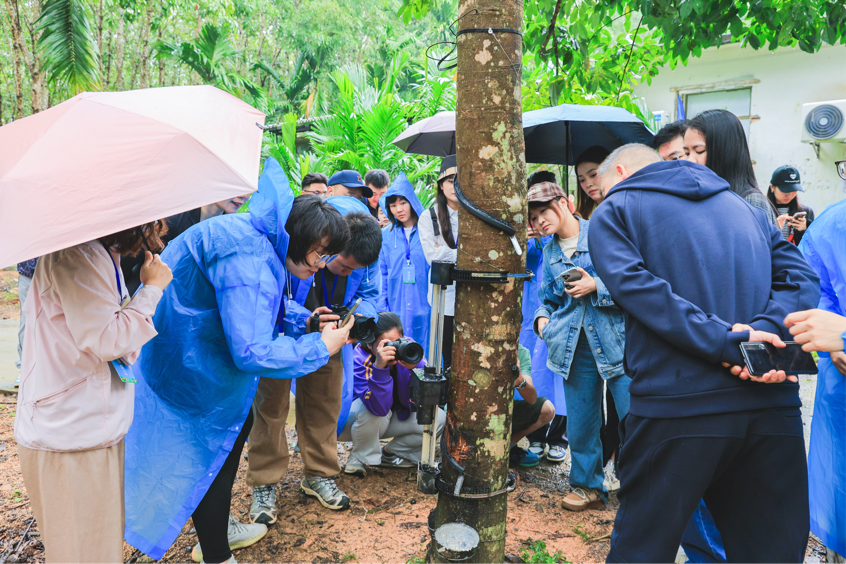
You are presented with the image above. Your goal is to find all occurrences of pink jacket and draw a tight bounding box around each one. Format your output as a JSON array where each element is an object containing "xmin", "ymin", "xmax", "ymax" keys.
[{"xmin": 15, "ymin": 241, "xmax": 162, "ymax": 452}]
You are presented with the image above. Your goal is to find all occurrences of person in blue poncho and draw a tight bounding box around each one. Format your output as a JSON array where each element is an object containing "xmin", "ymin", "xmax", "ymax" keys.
[
  {"xmin": 247, "ymin": 194, "xmax": 383, "ymax": 524},
  {"xmin": 123, "ymin": 158, "xmax": 353, "ymax": 564},
  {"xmin": 787, "ymin": 196, "xmax": 846, "ymax": 562},
  {"xmin": 377, "ymin": 172, "xmax": 431, "ymax": 358}
]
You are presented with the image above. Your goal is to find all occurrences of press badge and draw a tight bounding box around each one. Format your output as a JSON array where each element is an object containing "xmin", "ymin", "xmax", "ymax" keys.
[
  {"xmin": 402, "ymin": 262, "xmax": 416, "ymax": 284},
  {"xmin": 111, "ymin": 359, "xmax": 136, "ymax": 384}
]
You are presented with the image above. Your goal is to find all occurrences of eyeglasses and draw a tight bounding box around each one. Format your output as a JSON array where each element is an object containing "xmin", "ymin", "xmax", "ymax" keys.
[
  {"xmin": 306, "ymin": 251, "xmax": 331, "ymax": 268},
  {"xmin": 836, "ymin": 160, "xmax": 846, "ymax": 181}
]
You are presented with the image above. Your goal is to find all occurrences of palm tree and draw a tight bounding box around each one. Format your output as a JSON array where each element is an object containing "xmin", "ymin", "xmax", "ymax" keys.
[
  {"xmin": 156, "ymin": 23, "xmax": 267, "ymax": 111},
  {"xmin": 36, "ymin": 0, "xmax": 102, "ymax": 93}
]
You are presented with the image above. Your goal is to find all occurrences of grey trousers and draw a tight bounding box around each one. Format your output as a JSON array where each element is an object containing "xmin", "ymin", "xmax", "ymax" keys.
[
  {"xmin": 339, "ymin": 398, "xmax": 445, "ymax": 465},
  {"xmin": 16, "ymin": 274, "xmax": 32, "ymax": 370}
]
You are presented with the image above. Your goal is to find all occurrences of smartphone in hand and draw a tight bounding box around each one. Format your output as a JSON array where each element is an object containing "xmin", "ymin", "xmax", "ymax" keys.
[{"xmin": 739, "ymin": 341, "xmax": 818, "ymax": 376}]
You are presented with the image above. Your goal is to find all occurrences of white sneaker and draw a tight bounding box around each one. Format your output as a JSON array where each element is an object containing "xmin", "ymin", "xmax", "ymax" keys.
[
  {"xmin": 344, "ymin": 457, "xmax": 367, "ymax": 477},
  {"xmin": 545, "ymin": 444, "xmax": 567, "ymax": 463},
  {"xmin": 603, "ymin": 462, "xmax": 620, "ymax": 492},
  {"xmin": 191, "ymin": 514, "xmax": 267, "ymax": 562},
  {"xmin": 528, "ymin": 441, "xmax": 546, "ymax": 457}
]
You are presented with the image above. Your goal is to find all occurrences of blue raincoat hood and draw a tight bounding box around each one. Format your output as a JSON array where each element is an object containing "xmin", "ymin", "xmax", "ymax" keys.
[
  {"xmin": 327, "ymin": 195, "xmax": 370, "ymax": 216},
  {"xmin": 607, "ymin": 159, "xmax": 730, "ymax": 202},
  {"xmin": 379, "ymin": 172, "xmax": 424, "ymax": 225},
  {"xmin": 248, "ymin": 157, "xmax": 293, "ymax": 261}
]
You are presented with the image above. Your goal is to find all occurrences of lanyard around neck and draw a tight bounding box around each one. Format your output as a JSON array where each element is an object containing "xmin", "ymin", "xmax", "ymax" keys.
[
  {"xmin": 399, "ymin": 226, "xmax": 412, "ymax": 263},
  {"xmin": 321, "ymin": 269, "xmax": 339, "ymax": 308}
]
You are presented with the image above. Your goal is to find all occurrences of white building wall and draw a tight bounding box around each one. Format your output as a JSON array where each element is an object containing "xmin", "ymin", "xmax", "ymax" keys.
[{"xmin": 634, "ymin": 43, "xmax": 846, "ymax": 213}]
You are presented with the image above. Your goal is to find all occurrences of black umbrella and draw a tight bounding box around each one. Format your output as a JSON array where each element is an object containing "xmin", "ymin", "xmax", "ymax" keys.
[{"xmin": 392, "ymin": 103, "xmax": 655, "ymax": 165}]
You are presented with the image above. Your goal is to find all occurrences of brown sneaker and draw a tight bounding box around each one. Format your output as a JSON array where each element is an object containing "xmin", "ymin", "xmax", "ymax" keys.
[{"xmin": 562, "ymin": 487, "xmax": 604, "ymax": 511}]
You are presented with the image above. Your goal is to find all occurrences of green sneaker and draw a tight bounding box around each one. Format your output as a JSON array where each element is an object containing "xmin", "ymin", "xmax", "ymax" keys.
[{"xmin": 300, "ymin": 476, "xmax": 350, "ymax": 510}]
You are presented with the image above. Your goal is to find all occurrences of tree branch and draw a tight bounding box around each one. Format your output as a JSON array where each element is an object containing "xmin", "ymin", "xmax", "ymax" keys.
[{"xmin": 539, "ymin": 0, "xmax": 563, "ymax": 54}]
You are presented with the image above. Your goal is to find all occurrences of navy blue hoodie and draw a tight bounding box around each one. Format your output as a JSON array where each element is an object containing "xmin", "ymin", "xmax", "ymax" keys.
[{"xmin": 588, "ymin": 160, "xmax": 820, "ymax": 418}]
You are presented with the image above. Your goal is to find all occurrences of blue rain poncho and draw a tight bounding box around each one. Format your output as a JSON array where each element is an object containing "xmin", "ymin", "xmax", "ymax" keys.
[
  {"xmin": 124, "ymin": 158, "xmax": 330, "ymax": 559},
  {"xmin": 800, "ymin": 198, "xmax": 846, "ymax": 556},
  {"xmin": 516, "ymin": 236, "xmax": 565, "ymax": 414},
  {"xmin": 377, "ymin": 172, "xmax": 431, "ymax": 358},
  {"xmin": 286, "ymin": 195, "xmax": 382, "ymax": 434}
]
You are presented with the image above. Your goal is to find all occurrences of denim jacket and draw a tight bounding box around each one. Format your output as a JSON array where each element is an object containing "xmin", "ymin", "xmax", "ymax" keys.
[{"xmin": 533, "ymin": 217, "xmax": 626, "ymax": 379}]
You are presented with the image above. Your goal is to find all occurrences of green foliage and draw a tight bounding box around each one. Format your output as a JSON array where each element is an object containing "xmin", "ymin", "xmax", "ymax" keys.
[
  {"xmin": 573, "ymin": 525, "xmax": 589, "ymax": 542},
  {"xmin": 341, "ymin": 552, "xmax": 358, "ymax": 562},
  {"xmin": 401, "ymin": 0, "xmax": 845, "ymax": 128},
  {"xmin": 302, "ymin": 60, "xmax": 450, "ymax": 206},
  {"xmin": 520, "ymin": 538, "xmax": 570, "ymax": 563},
  {"xmin": 37, "ymin": 0, "xmax": 102, "ymax": 92},
  {"xmin": 405, "ymin": 557, "xmax": 425, "ymax": 564},
  {"xmin": 264, "ymin": 113, "xmax": 324, "ymax": 193},
  {"xmin": 156, "ymin": 23, "xmax": 268, "ymax": 111}
]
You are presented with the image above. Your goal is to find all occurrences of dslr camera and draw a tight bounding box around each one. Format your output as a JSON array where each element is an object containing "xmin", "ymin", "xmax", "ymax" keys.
[
  {"xmin": 384, "ymin": 337, "xmax": 424, "ymax": 365},
  {"xmin": 309, "ymin": 305, "xmax": 377, "ymax": 344}
]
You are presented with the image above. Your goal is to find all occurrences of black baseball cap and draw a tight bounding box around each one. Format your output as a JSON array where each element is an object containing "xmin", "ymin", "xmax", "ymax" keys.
[
  {"xmin": 438, "ymin": 155, "xmax": 457, "ymax": 182},
  {"xmin": 327, "ymin": 170, "xmax": 373, "ymax": 198},
  {"xmin": 770, "ymin": 165, "xmax": 803, "ymax": 192}
]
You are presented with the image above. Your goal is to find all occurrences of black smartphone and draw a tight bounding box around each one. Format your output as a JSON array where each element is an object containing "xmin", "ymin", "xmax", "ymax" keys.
[
  {"xmin": 739, "ymin": 341, "xmax": 818, "ymax": 376},
  {"xmin": 561, "ymin": 267, "xmax": 582, "ymax": 289}
]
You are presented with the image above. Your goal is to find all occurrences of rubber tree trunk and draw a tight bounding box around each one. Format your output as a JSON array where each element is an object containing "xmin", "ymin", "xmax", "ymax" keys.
[{"xmin": 429, "ymin": 1, "xmax": 526, "ymax": 562}]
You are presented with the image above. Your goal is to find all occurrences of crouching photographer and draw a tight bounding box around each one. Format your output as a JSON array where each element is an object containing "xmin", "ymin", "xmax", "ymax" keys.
[{"xmin": 341, "ymin": 312, "xmax": 445, "ymax": 476}]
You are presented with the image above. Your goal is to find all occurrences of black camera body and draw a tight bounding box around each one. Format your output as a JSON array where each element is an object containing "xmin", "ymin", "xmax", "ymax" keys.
[
  {"xmin": 385, "ymin": 337, "xmax": 425, "ymax": 365},
  {"xmin": 330, "ymin": 305, "xmax": 376, "ymax": 344}
]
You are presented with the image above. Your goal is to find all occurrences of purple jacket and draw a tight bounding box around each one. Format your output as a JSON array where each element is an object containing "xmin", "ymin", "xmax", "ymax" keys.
[{"xmin": 353, "ymin": 345, "xmax": 424, "ymax": 420}]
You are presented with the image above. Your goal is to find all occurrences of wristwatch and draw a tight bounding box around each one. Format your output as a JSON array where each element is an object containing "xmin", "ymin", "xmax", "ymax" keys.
[{"xmin": 516, "ymin": 377, "xmax": 527, "ymax": 391}]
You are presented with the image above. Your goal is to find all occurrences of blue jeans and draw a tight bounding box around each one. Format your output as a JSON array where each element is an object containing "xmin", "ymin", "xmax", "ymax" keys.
[
  {"xmin": 682, "ymin": 500, "xmax": 726, "ymax": 563},
  {"xmin": 563, "ymin": 330, "xmax": 631, "ymax": 501}
]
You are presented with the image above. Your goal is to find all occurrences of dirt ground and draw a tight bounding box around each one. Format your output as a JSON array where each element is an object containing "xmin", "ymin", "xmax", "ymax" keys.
[
  {"xmin": 0, "ymin": 398, "xmax": 616, "ymax": 563},
  {"xmin": 0, "ymin": 270, "xmax": 20, "ymax": 321}
]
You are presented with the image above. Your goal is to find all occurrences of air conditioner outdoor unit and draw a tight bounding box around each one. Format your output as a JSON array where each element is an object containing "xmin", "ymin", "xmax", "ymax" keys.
[
  {"xmin": 800, "ymin": 100, "xmax": 846, "ymax": 143},
  {"xmin": 653, "ymin": 111, "xmax": 671, "ymax": 130}
]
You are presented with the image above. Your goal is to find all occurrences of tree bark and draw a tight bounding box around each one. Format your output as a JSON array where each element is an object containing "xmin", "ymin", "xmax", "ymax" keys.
[
  {"xmin": 137, "ymin": 2, "xmax": 152, "ymax": 88},
  {"xmin": 429, "ymin": 1, "xmax": 526, "ymax": 563},
  {"xmin": 113, "ymin": 8, "xmax": 125, "ymax": 91},
  {"xmin": 4, "ymin": 0, "xmax": 44, "ymax": 114},
  {"xmin": 6, "ymin": 28, "xmax": 25, "ymax": 118}
]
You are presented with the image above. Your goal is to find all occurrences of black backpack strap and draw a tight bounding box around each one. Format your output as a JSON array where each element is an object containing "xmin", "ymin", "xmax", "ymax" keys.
[{"xmin": 429, "ymin": 206, "xmax": 440, "ymax": 238}]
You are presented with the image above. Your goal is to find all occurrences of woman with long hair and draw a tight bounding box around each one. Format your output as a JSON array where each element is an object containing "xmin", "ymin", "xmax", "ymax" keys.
[
  {"xmin": 15, "ymin": 221, "xmax": 172, "ymax": 563},
  {"xmin": 418, "ymin": 155, "xmax": 459, "ymax": 370},
  {"xmin": 574, "ymin": 146, "xmax": 612, "ymax": 219},
  {"xmin": 766, "ymin": 165, "xmax": 815, "ymax": 245},
  {"xmin": 684, "ymin": 109, "xmax": 778, "ymax": 225},
  {"xmin": 378, "ymin": 172, "xmax": 431, "ymax": 356}
]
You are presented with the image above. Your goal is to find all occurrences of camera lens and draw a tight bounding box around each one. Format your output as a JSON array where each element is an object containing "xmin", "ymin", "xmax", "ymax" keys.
[
  {"xmin": 390, "ymin": 338, "xmax": 424, "ymax": 365},
  {"xmin": 352, "ymin": 317, "xmax": 377, "ymax": 344}
]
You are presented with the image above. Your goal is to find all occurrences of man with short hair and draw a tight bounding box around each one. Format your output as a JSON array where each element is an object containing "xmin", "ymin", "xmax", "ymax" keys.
[
  {"xmin": 302, "ymin": 173, "xmax": 329, "ymax": 197},
  {"xmin": 247, "ymin": 198, "xmax": 383, "ymax": 522},
  {"xmin": 590, "ymin": 144, "xmax": 820, "ymax": 563},
  {"xmin": 364, "ymin": 169, "xmax": 390, "ymax": 224},
  {"xmin": 327, "ymin": 170, "xmax": 374, "ymax": 202},
  {"xmin": 653, "ymin": 120, "xmax": 687, "ymax": 162}
]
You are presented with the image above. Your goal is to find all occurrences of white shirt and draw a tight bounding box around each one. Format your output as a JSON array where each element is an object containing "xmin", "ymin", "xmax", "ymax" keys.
[
  {"xmin": 557, "ymin": 233, "xmax": 579, "ymax": 259},
  {"xmin": 418, "ymin": 204, "xmax": 459, "ymax": 316}
]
